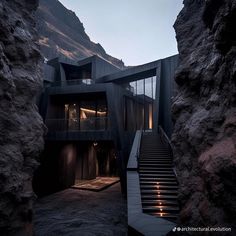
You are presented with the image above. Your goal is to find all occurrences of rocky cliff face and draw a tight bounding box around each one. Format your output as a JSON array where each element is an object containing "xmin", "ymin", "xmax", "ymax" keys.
[
  {"xmin": 37, "ymin": 0, "xmax": 125, "ymax": 69},
  {"xmin": 172, "ymin": 0, "xmax": 236, "ymax": 231},
  {"xmin": 0, "ymin": 0, "xmax": 44, "ymax": 235}
]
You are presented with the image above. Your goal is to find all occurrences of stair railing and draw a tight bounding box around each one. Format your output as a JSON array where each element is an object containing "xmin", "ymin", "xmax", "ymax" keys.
[
  {"xmin": 158, "ymin": 126, "xmax": 178, "ymax": 180},
  {"xmin": 158, "ymin": 126, "xmax": 173, "ymax": 149}
]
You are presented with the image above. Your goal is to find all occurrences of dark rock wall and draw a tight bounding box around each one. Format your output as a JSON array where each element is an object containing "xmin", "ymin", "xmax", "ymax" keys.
[
  {"xmin": 172, "ymin": 0, "xmax": 236, "ymax": 230},
  {"xmin": 0, "ymin": 0, "xmax": 44, "ymax": 235}
]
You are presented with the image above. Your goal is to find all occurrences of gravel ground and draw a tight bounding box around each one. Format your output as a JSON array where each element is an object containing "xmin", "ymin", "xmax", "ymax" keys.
[{"xmin": 34, "ymin": 183, "xmax": 127, "ymax": 236}]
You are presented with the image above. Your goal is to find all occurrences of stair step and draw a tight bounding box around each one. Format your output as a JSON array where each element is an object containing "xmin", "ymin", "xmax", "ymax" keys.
[
  {"xmin": 141, "ymin": 189, "xmax": 178, "ymax": 195},
  {"xmin": 148, "ymin": 212, "xmax": 179, "ymax": 219},
  {"xmin": 141, "ymin": 147, "xmax": 168, "ymax": 148},
  {"xmin": 140, "ymin": 164, "xmax": 172, "ymax": 166},
  {"xmin": 139, "ymin": 163, "xmax": 173, "ymax": 170},
  {"xmin": 140, "ymin": 151, "xmax": 171, "ymax": 155},
  {"xmin": 139, "ymin": 161, "xmax": 173, "ymax": 167},
  {"xmin": 140, "ymin": 181, "xmax": 178, "ymax": 185},
  {"xmin": 140, "ymin": 177, "xmax": 176, "ymax": 181},
  {"xmin": 142, "ymin": 155, "xmax": 171, "ymax": 158},
  {"xmin": 141, "ymin": 185, "xmax": 178, "ymax": 190},
  {"xmin": 140, "ymin": 171, "xmax": 174, "ymax": 173},
  {"xmin": 140, "ymin": 158, "xmax": 172, "ymax": 160},
  {"xmin": 140, "ymin": 154, "xmax": 171, "ymax": 156},
  {"xmin": 140, "ymin": 157, "xmax": 171, "ymax": 159},
  {"xmin": 142, "ymin": 195, "xmax": 178, "ymax": 200},
  {"xmin": 140, "ymin": 153, "xmax": 170, "ymax": 155},
  {"xmin": 140, "ymin": 159, "xmax": 171, "ymax": 161},
  {"xmin": 142, "ymin": 200, "xmax": 179, "ymax": 206},
  {"xmin": 139, "ymin": 165, "xmax": 173, "ymax": 170},
  {"xmin": 139, "ymin": 170, "xmax": 174, "ymax": 173},
  {"xmin": 140, "ymin": 149, "xmax": 169, "ymax": 151},
  {"xmin": 140, "ymin": 174, "xmax": 175, "ymax": 177},
  {"xmin": 143, "ymin": 206, "xmax": 179, "ymax": 213},
  {"xmin": 140, "ymin": 162, "xmax": 172, "ymax": 165},
  {"xmin": 139, "ymin": 157, "xmax": 172, "ymax": 160},
  {"xmin": 140, "ymin": 159, "xmax": 172, "ymax": 161},
  {"xmin": 139, "ymin": 161, "xmax": 172, "ymax": 164}
]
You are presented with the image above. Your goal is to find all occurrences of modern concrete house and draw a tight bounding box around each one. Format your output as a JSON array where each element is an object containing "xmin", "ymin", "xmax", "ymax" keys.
[{"xmin": 34, "ymin": 54, "xmax": 178, "ymax": 196}]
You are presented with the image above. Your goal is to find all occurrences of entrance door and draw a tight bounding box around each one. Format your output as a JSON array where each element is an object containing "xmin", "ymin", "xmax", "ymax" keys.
[{"xmin": 96, "ymin": 149, "xmax": 108, "ymax": 176}]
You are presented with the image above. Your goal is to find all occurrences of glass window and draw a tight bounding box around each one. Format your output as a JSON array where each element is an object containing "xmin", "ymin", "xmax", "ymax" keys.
[{"xmin": 145, "ymin": 77, "xmax": 152, "ymax": 98}]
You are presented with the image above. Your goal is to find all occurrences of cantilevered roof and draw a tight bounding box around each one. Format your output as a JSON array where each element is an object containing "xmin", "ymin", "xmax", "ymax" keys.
[
  {"xmin": 97, "ymin": 55, "xmax": 178, "ymax": 84},
  {"xmin": 47, "ymin": 55, "xmax": 122, "ymax": 70},
  {"xmin": 97, "ymin": 59, "xmax": 160, "ymax": 84}
]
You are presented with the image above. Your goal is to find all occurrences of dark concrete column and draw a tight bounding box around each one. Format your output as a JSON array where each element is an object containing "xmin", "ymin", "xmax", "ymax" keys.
[
  {"xmin": 58, "ymin": 144, "xmax": 77, "ymax": 188},
  {"xmin": 87, "ymin": 144, "xmax": 97, "ymax": 179}
]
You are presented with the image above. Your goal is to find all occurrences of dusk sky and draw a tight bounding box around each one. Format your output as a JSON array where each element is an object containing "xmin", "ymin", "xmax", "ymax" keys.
[{"xmin": 59, "ymin": 0, "xmax": 183, "ymax": 66}]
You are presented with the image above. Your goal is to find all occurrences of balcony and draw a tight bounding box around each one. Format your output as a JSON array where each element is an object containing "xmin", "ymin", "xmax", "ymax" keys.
[
  {"xmin": 51, "ymin": 79, "xmax": 94, "ymax": 87},
  {"xmin": 45, "ymin": 117, "xmax": 109, "ymax": 132}
]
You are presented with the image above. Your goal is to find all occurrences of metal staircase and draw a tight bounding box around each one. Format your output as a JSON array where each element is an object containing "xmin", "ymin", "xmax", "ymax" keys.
[{"xmin": 139, "ymin": 132, "xmax": 179, "ymax": 221}]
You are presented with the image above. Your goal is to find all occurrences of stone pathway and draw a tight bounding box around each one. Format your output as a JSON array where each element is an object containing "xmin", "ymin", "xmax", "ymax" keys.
[{"xmin": 34, "ymin": 183, "xmax": 127, "ymax": 236}]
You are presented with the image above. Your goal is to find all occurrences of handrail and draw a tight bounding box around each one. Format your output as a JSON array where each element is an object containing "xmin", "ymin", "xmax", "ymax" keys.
[
  {"xmin": 158, "ymin": 125, "xmax": 178, "ymax": 180},
  {"xmin": 158, "ymin": 125, "xmax": 173, "ymax": 150}
]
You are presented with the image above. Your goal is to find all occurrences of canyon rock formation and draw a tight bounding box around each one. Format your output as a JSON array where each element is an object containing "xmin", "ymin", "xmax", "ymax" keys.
[
  {"xmin": 0, "ymin": 0, "xmax": 44, "ymax": 235},
  {"xmin": 37, "ymin": 0, "xmax": 125, "ymax": 69},
  {"xmin": 172, "ymin": 0, "xmax": 236, "ymax": 232}
]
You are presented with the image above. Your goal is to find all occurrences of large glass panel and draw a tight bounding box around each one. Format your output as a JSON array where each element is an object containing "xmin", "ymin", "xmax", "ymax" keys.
[
  {"xmin": 145, "ymin": 77, "xmax": 152, "ymax": 98},
  {"xmin": 68, "ymin": 103, "xmax": 78, "ymax": 130},
  {"xmin": 80, "ymin": 101, "xmax": 96, "ymax": 130},
  {"xmin": 137, "ymin": 79, "xmax": 144, "ymax": 95},
  {"xmin": 97, "ymin": 100, "xmax": 108, "ymax": 130},
  {"xmin": 153, "ymin": 76, "xmax": 157, "ymax": 99},
  {"xmin": 145, "ymin": 77, "xmax": 154, "ymax": 130},
  {"xmin": 129, "ymin": 81, "xmax": 136, "ymax": 95}
]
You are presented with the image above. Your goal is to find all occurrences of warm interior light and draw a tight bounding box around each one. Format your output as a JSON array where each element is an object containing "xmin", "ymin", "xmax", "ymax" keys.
[
  {"xmin": 160, "ymin": 213, "xmax": 163, "ymax": 217},
  {"xmin": 149, "ymin": 104, "xmax": 153, "ymax": 129},
  {"xmin": 80, "ymin": 110, "xmax": 87, "ymax": 119},
  {"xmin": 80, "ymin": 107, "xmax": 106, "ymax": 115}
]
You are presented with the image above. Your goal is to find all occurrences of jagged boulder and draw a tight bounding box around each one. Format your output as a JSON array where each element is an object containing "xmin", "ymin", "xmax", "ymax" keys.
[
  {"xmin": 0, "ymin": 0, "xmax": 44, "ymax": 235},
  {"xmin": 172, "ymin": 0, "xmax": 236, "ymax": 232}
]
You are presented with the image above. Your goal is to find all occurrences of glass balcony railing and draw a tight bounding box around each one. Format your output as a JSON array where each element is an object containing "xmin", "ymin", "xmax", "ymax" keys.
[
  {"xmin": 45, "ymin": 117, "xmax": 109, "ymax": 132},
  {"xmin": 52, "ymin": 79, "xmax": 94, "ymax": 87}
]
